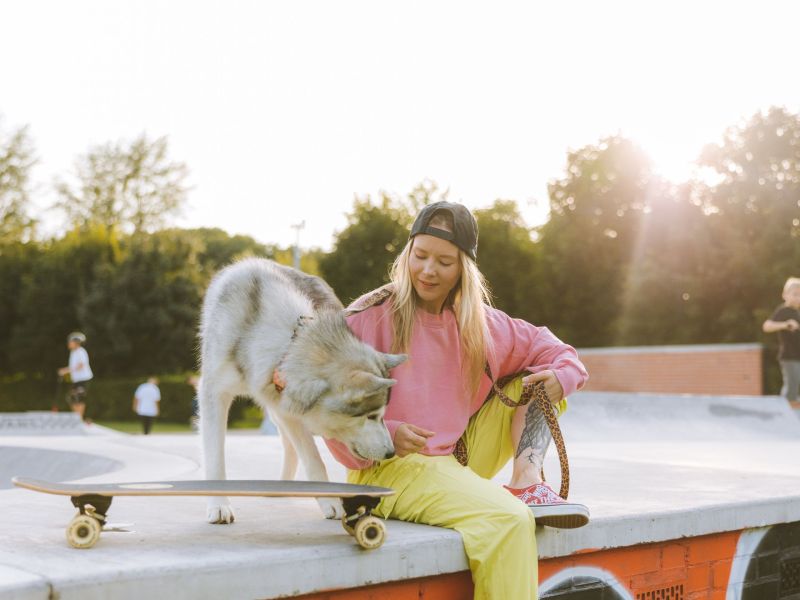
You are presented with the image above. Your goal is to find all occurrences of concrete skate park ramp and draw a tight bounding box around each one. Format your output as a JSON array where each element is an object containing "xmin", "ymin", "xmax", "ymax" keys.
[
  {"xmin": 0, "ymin": 411, "xmax": 123, "ymax": 489},
  {"xmin": 560, "ymin": 391, "xmax": 800, "ymax": 442},
  {"xmin": 0, "ymin": 412, "xmax": 86, "ymax": 436},
  {"xmin": 0, "ymin": 447, "xmax": 123, "ymax": 489}
]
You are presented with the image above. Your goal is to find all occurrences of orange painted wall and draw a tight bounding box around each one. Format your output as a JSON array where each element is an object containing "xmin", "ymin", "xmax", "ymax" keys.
[{"xmin": 577, "ymin": 345, "xmax": 763, "ymax": 395}]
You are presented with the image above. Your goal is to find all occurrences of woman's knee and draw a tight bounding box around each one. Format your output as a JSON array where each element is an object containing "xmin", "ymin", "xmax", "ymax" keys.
[
  {"xmin": 508, "ymin": 500, "xmax": 536, "ymax": 529},
  {"xmin": 480, "ymin": 495, "xmax": 536, "ymax": 536}
]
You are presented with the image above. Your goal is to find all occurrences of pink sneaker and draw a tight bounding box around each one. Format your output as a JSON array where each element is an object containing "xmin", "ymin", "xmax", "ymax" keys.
[{"xmin": 504, "ymin": 482, "xmax": 590, "ymax": 529}]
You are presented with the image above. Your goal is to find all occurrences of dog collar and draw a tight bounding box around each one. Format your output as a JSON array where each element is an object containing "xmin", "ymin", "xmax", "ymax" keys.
[
  {"xmin": 272, "ymin": 369, "xmax": 287, "ymax": 393},
  {"xmin": 272, "ymin": 315, "xmax": 314, "ymax": 394}
]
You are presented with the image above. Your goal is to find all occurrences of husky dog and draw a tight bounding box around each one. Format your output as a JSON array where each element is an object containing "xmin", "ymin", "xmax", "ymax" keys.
[{"xmin": 198, "ymin": 258, "xmax": 405, "ymax": 523}]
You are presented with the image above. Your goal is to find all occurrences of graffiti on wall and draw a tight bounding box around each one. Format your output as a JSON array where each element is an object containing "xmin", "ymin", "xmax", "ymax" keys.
[{"xmin": 539, "ymin": 522, "xmax": 800, "ymax": 600}]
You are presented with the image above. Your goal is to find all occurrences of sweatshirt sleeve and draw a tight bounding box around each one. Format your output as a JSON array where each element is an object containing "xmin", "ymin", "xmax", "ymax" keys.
[{"xmin": 489, "ymin": 308, "xmax": 588, "ymax": 397}]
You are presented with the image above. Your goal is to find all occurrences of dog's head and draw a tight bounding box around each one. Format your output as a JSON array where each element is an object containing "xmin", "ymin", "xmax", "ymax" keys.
[{"xmin": 283, "ymin": 313, "xmax": 407, "ymax": 461}]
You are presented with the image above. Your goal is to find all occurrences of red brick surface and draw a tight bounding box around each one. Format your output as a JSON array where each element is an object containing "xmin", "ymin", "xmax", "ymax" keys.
[{"xmin": 578, "ymin": 345, "xmax": 762, "ymax": 395}]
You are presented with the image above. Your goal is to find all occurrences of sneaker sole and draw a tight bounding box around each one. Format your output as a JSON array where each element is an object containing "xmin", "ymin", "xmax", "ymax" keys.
[{"xmin": 529, "ymin": 504, "xmax": 590, "ymax": 529}]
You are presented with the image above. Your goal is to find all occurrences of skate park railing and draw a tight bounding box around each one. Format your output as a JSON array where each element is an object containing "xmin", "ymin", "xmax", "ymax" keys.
[{"xmin": 0, "ymin": 411, "xmax": 85, "ymax": 436}]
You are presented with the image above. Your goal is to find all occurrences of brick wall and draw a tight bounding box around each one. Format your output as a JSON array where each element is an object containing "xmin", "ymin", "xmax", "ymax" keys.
[
  {"xmin": 295, "ymin": 522, "xmax": 800, "ymax": 599},
  {"xmin": 576, "ymin": 344, "xmax": 763, "ymax": 396}
]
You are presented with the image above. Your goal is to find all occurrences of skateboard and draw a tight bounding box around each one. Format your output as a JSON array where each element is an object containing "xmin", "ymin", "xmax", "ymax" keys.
[{"xmin": 12, "ymin": 477, "xmax": 394, "ymax": 550}]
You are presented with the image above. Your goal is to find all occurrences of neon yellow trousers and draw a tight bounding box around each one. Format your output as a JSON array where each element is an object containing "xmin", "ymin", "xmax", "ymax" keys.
[{"xmin": 348, "ymin": 378, "xmax": 568, "ymax": 600}]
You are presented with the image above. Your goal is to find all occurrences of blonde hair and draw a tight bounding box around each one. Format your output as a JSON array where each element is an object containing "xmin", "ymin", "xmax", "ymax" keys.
[
  {"xmin": 784, "ymin": 277, "xmax": 800, "ymax": 295},
  {"xmin": 388, "ymin": 222, "xmax": 493, "ymax": 397}
]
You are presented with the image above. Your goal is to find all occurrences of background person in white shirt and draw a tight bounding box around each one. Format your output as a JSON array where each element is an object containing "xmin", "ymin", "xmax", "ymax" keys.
[
  {"xmin": 57, "ymin": 332, "xmax": 93, "ymax": 422},
  {"xmin": 133, "ymin": 377, "xmax": 161, "ymax": 435}
]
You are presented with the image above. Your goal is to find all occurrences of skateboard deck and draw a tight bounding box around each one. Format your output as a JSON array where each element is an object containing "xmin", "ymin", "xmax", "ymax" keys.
[{"xmin": 13, "ymin": 477, "xmax": 394, "ymax": 550}]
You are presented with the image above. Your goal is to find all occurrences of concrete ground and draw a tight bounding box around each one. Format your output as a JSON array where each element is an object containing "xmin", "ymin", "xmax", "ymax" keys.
[{"xmin": 1, "ymin": 393, "xmax": 799, "ymax": 600}]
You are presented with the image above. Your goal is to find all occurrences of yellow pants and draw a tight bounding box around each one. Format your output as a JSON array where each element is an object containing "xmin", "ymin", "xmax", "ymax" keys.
[{"xmin": 348, "ymin": 378, "xmax": 568, "ymax": 600}]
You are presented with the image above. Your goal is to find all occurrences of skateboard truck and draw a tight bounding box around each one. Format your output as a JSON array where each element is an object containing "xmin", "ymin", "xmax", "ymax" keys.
[
  {"xmin": 341, "ymin": 495, "xmax": 385, "ymax": 550},
  {"xmin": 71, "ymin": 494, "xmax": 112, "ymax": 523}
]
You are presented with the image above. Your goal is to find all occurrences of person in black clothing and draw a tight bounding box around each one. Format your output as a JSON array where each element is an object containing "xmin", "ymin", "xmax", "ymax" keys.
[{"xmin": 762, "ymin": 277, "xmax": 800, "ymax": 402}]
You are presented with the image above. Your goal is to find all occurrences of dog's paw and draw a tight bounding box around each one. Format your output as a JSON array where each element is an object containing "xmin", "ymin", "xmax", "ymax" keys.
[
  {"xmin": 317, "ymin": 497, "xmax": 345, "ymax": 520},
  {"xmin": 206, "ymin": 500, "xmax": 236, "ymax": 524}
]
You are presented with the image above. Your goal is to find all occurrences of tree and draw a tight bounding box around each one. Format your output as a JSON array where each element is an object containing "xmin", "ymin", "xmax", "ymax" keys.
[
  {"xmin": 473, "ymin": 201, "xmax": 541, "ymax": 323},
  {"xmin": 611, "ymin": 182, "xmax": 713, "ymax": 345},
  {"xmin": 8, "ymin": 225, "xmax": 120, "ymax": 375},
  {"xmin": 537, "ymin": 136, "xmax": 657, "ymax": 346},
  {"xmin": 80, "ymin": 230, "xmax": 205, "ymax": 375},
  {"xmin": 319, "ymin": 184, "xmax": 447, "ymax": 304},
  {"xmin": 189, "ymin": 227, "xmax": 272, "ymax": 275},
  {"xmin": 55, "ymin": 133, "xmax": 189, "ymax": 234},
  {"xmin": 0, "ymin": 119, "xmax": 36, "ymax": 243},
  {"xmin": 694, "ymin": 106, "xmax": 800, "ymax": 343}
]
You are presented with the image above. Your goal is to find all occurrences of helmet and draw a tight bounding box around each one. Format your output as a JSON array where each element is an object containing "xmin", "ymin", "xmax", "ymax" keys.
[{"xmin": 67, "ymin": 331, "xmax": 86, "ymax": 344}]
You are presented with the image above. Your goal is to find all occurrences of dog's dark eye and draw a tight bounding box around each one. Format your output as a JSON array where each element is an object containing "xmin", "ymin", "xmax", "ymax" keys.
[{"xmin": 367, "ymin": 415, "xmax": 379, "ymax": 421}]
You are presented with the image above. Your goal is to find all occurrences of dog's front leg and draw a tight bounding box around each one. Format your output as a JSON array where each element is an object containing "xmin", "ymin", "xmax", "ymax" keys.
[
  {"xmin": 278, "ymin": 416, "xmax": 344, "ymax": 519},
  {"xmin": 270, "ymin": 411, "xmax": 298, "ymax": 480},
  {"xmin": 199, "ymin": 381, "xmax": 236, "ymax": 524}
]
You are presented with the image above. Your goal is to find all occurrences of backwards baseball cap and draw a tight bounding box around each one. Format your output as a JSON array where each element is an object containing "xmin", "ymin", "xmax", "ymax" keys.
[
  {"xmin": 409, "ymin": 201, "xmax": 478, "ymax": 261},
  {"xmin": 67, "ymin": 331, "xmax": 86, "ymax": 344}
]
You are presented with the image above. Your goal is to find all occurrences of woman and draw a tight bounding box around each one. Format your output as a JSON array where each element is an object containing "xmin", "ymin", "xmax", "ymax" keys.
[{"xmin": 326, "ymin": 201, "xmax": 589, "ymax": 599}]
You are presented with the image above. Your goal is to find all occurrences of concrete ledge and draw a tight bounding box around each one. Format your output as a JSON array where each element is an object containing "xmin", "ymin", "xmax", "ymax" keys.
[{"xmin": 0, "ymin": 566, "xmax": 50, "ymax": 600}]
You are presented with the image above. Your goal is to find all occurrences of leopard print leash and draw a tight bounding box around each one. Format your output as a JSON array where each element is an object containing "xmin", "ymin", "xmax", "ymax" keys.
[{"xmin": 455, "ymin": 368, "xmax": 570, "ymax": 500}]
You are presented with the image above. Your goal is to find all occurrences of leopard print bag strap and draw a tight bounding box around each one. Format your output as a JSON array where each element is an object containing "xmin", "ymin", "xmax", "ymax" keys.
[
  {"xmin": 343, "ymin": 285, "xmax": 394, "ymax": 316},
  {"xmin": 486, "ymin": 365, "xmax": 570, "ymax": 500}
]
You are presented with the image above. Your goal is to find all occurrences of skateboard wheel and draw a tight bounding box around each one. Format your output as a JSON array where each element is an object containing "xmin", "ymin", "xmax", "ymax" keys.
[
  {"xmin": 67, "ymin": 514, "xmax": 102, "ymax": 549},
  {"xmin": 353, "ymin": 516, "xmax": 385, "ymax": 550}
]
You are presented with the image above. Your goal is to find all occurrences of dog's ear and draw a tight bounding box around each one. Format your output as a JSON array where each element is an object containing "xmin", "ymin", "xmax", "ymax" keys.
[
  {"xmin": 381, "ymin": 353, "xmax": 407, "ymax": 370},
  {"xmin": 289, "ymin": 378, "xmax": 330, "ymax": 412},
  {"xmin": 350, "ymin": 371, "xmax": 397, "ymax": 396}
]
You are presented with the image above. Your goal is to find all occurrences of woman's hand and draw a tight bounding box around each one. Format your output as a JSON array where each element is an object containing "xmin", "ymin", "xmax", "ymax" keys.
[
  {"xmin": 522, "ymin": 370, "xmax": 564, "ymax": 406},
  {"xmin": 393, "ymin": 423, "xmax": 436, "ymax": 457},
  {"xmin": 785, "ymin": 319, "xmax": 800, "ymax": 332}
]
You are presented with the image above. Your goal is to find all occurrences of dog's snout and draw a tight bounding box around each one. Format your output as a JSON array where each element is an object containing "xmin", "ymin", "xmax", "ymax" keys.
[{"xmin": 384, "ymin": 450, "xmax": 395, "ymax": 460}]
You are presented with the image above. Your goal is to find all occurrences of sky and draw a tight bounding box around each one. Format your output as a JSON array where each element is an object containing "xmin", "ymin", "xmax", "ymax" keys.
[{"xmin": 2, "ymin": 1, "xmax": 799, "ymax": 250}]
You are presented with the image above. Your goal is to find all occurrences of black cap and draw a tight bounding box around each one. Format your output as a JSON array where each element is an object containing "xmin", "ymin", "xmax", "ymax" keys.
[{"xmin": 409, "ymin": 201, "xmax": 478, "ymax": 261}]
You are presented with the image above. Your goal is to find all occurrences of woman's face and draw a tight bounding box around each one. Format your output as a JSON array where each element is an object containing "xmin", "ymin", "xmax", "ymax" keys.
[{"xmin": 408, "ymin": 234, "xmax": 462, "ymax": 313}]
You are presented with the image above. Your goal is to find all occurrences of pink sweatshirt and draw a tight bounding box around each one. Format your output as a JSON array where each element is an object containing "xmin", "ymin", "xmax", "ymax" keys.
[{"xmin": 325, "ymin": 297, "xmax": 588, "ymax": 470}]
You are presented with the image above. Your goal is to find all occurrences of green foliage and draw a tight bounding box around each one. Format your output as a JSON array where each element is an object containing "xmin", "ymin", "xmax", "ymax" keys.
[
  {"xmin": 694, "ymin": 107, "xmax": 800, "ymax": 344},
  {"xmin": 474, "ymin": 201, "xmax": 541, "ymax": 323},
  {"xmin": 8, "ymin": 225, "xmax": 121, "ymax": 374},
  {"xmin": 319, "ymin": 195, "xmax": 412, "ymax": 304},
  {"xmin": 0, "ymin": 119, "xmax": 36, "ymax": 243},
  {"xmin": 2, "ymin": 227, "xmax": 273, "ymax": 378},
  {"xmin": 320, "ymin": 180, "xmax": 450, "ymax": 304},
  {"xmin": 0, "ymin": 241, "xmax": 40, "ymax": 369},
  {"xmin": 0, "ymin": 372, "xmax": 246, "ymax": 423},
  {"xmin": 193, "ymin": 227, "xmax": 273, "ymax": 273},
  {"xmin": 538, "ymin": 136, "xmax": 656, "ymax": 346},
  {"xmin": 81, "ymin": 230, "xmax": 206, "ymax": 375}
]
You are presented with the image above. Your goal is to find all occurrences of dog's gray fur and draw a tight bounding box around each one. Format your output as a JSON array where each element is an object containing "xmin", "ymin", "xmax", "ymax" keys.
[{"xmin": 198, "ymin": 258, "xmax": 405, "ymax": 523}]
